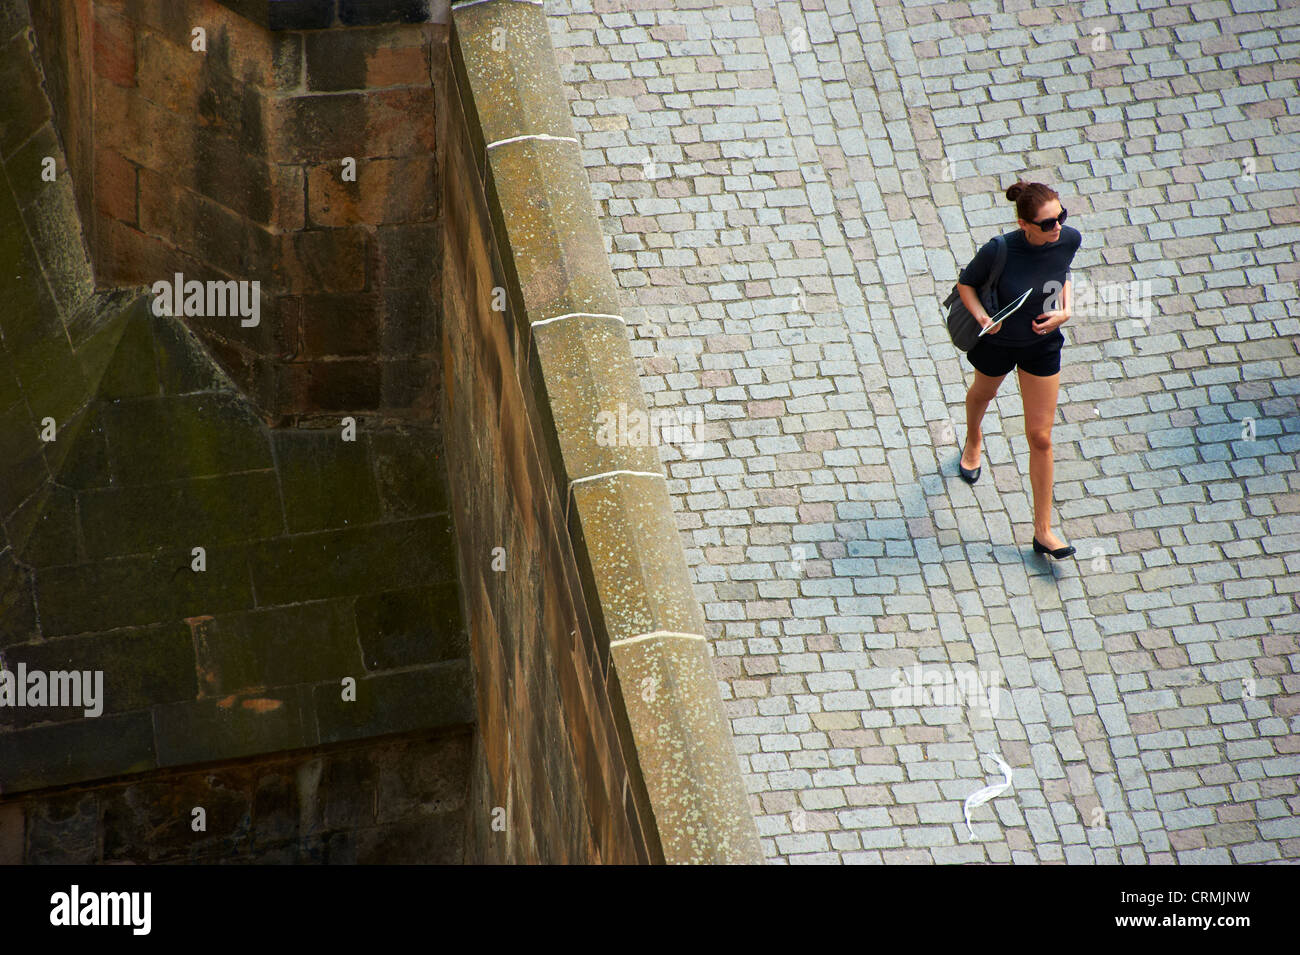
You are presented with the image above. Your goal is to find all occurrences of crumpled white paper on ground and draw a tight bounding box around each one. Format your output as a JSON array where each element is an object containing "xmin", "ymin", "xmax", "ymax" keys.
[{"xmin": 963, "ymin": 753, "xmax": 1014, "ymax": 842}]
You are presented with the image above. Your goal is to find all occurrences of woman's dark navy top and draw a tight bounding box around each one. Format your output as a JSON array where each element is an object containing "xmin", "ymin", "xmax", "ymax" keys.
[{"xmin": 958, "ymin": 225, "xmax": 1082, "ymax": 346}]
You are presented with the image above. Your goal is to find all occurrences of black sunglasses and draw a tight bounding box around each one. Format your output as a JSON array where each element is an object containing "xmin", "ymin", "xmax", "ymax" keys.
[{"xmin": 1030, "ymin": 208, "xmax": 1068, "ymax": 231}]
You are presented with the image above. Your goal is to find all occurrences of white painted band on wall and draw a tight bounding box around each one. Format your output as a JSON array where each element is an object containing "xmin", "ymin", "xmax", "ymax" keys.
[
  {"xmin": 486, "ymin": 133, "xmax": 579, "ymax": 150},
  {"xmin": 531, "ymin": 312, "xmax": 625, "ymax": 328},
  {"xmin": 610, "ymin": 631, "xmax": 709, "ymax": 649}
]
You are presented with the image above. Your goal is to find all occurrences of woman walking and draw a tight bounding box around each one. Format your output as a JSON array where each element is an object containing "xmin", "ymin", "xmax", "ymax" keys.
[{"xmin": 955, "ymin": 180, "xmax": 1080, "ymax": 560}]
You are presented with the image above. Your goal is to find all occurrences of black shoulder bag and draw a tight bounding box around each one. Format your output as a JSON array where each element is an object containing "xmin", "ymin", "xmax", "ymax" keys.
[{"xmin": 943, "ymin": 235, "xmax": 1007, "ymax": 352}]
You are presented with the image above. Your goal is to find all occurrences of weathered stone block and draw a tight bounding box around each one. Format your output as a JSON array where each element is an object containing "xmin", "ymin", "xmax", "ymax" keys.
[
  {"xmin": 193, "ymin": 127, "xmax": 274, "ymax": 225},
  {"xmin": 305, "ymin": 24, "xmax": 429, "ymax": 92},
  {"xmin": 135, "ymin": 30, "xmax": 197, "ymax": 113},
  {"xmin": 151, "ymin": 310, "xmax": 234, "ymax": 395},
  {"xmin": 23, "ymin": 791, "xmax": 98, "ymax": 863},
  {"xmin": 251, "ymin": 766, "xmax": 299, "ymax": 849},
  {"xmin": 55, "ymin": 404, "xmax": 111, "ymax": 490},
  {"xmin": 272, "ymin": 357, "xmax": 383, "ymax": 413},
  {"xmin": 11, "ymin": 334, "xmax": 91, "ymax": 428},
  {"xmin": 273, "ymin": 426, "xmax": 382, "ymax": 531},
  {"xmin": 0, "ymin": 800, "xmax": 22, "ymax": 864},
  {"xmin": 376, "ymin": 222, "xmax": 439, "ymax": 289},
  {"xmin": 367, "ymin": 427, "xmax": 449, "ymax": 516},
  {"xmin": 380, "ymin": 284, "xmax": 438, "ymax": 356},
  {"xmin": 269, "ymin": 86, "xmax": 435, "ymax": 164},
  {"xmin": 486, "ymin": 136, "xmax": 622, "ymax": 325},
  {"xmin": 530, "ymin": 313, "xmax": 661, "ymax": 490},
  {"xmin": 18, "ymin": 483, "xmax": 78, "ymax": 568},
  {"xmin": 78, "ymin": 470, "xmax": 284, "ymax": 559},
  {"xmin": 344, "ymin": 811, "xmax": 467, "ymax": 863},
  {"xmin": 0, "ymin": 399, "xmax": 46, "ymax": 517},
  {"xmin": 95, "ymin": 81, "xmax": 193, "ymax": 177},
  {"xmin": 0, "ymin": 32, "xmax": 52, "ymax": 158},
  {"xmin": 193, "ymin": 601, "xmax": 363, "ymax": 694},
  {"xmin": 299, "ymin": 292, "xmax": 382, "ymax": 357},
  {"xmin": 314, "ymin": 661, "xmax": 474, "ymax": 744},
  {"xmin": 340, "ymin": 0, "xmax": 432, "ymax": 27},
  {"xmin": 101, "ymin": 392, "xmax": 273, "ymax": 485},
  {"xmin": 153, "ymin": 685, "xmax": 315, "ymax": 768},
  {"xmin": 97, "ymin": 305, "xmax": 161, "ymax": 399},
  {"xmin": 308, "ymin": 155, "xmax": 437, "ymax": 227},
  {"xmin": 101, "ymin": 771, "xmax": 254, "ymax": 862},
  {"xmin": 381, "ymin": 359, "xmax": 433, "ymax": 410},
  {"xmin": 249, "ymin": 516, "xmax": 454, "ymax": 605},
  {"xmin": 20, "ymin": 174, "xmax": 94, "ymax": 316},
  {"xmin": 277, "ymin": 227, "xmax": 369, "ymax": 293},
  {"xmin": 373, "ymin": 730, "xmax": 471, "ymax": 821},
  {"xmin": 35, "ymin": 542, "xmax": 256, "ymax": 636},
  {"xmin": 0, "ymin": 554, "xmax": 38, "ymax": 648},
  {"xmin": 354, "ymin": 583, "xmax": 465, "ymax": 670},
  {"xmin": 0, "ymin": 189, "xmax": 64, "ymax": 352},
  {"xmin": 452, "ymin": 0, "xmax": 575, "ymax": 168},
  {"xmin": 93, "ymin": 144, "xmax": 137, "ymax": 225},
  {"xmin": 568, "ymin": 472, "xmax": 708, "ymax": 650},
  {"xmin": 0, "ymin": 622, "xmax": 197, "ymax": 728},
  {"xmin": 609, "ymin": 633, "xmax": 764, "ymax": 864},
  {"xmin": 0, "ymin": 711, "xmax": 157, "ymax": 795}
]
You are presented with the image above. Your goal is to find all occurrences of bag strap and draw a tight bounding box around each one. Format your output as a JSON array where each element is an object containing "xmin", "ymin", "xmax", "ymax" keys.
[
  {"xmin": 985, "ymin": 234, "xmax": 1008, "ymax": 293},
  {"xmin": 944, "ymin": 234, "xmax": 1009, "ymax": 308}
]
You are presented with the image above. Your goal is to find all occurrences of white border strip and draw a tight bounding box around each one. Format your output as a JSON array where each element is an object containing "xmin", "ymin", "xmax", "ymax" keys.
[
  {"xmin": 610, "ymin": 631, "xmax": 709, "ymax": 649},
  {"xmin": 531, "ymin": 312, "xmax": 625, "ymax": 328},
  {"xmin": 569, "ymin": 470, "xmax": 664, "ymax": 489},
  {"xmin": 564, "ymin": 470, "xmax": 664, "ymax": 523},
  {"xmin": 487, "ymin": 133, "xmax": 578, "ymax": 150}
]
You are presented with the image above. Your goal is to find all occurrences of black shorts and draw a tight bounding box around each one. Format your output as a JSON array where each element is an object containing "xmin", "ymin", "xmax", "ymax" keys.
[{"xmin": 966, "ymin": 329, "xmax": 1064, "ymax": 378}]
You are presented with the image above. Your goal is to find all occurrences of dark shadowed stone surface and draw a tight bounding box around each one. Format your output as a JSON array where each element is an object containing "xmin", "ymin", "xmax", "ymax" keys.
[
  {"xmin": 194, "ymin": 601, "xmax": 364, "ymax": 694},
  {"xmin": 0, "ymin": 623, "xmax": 197, "ymax": 728},
  {"xmin": 0, "ymin": 712, "xmax": 158, "ymax": 794},
  {"xmin": 153, "ymin": 686, "xmax": 316, "ymax": 768},
  {"xmin": 314, "ymin": 660, "xmax": 474, "ymax": 744},
  {"xmin": 273, "ymin": 428, "xmax": 383, "ymax": 532},
  {"xmin": 355, "ymin": 583, "xmax": 466, "ymax": 670}
]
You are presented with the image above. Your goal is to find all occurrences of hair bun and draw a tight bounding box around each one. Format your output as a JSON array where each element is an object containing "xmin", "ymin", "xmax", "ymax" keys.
[{"xmin": 1006, "ymin": 181, "xmax": 1026, "ymax": 202}]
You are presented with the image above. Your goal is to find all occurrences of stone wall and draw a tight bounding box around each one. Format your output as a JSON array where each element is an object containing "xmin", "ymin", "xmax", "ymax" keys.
[
  {"xmin": 0, "ymin": 728, "xmax": 472, "ymax": 863},
  {"xmin": 442, "ymin": 0, "xmax": 761, "ymax": 864},
  {"xmin": 1, "ymin": 0, "xmax": 474, "ymax": 862},
  {"xmin": 27, "ymin": 0, "xmax": 448, "ymax": 425}
]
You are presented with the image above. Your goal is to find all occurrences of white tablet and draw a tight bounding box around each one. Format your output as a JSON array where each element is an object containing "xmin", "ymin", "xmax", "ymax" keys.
[{"xmin": 977, "ymin": 287, "xmax": 1034, "ymax": 337}]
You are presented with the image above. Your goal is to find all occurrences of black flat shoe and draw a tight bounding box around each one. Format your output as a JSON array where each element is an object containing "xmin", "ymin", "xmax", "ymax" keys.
[
  {"xmin": 958, "ymin": 438, "xmax": 980, "ymax": 484},
  {"xmin": 1033, "ymin": 537, "xmax": 1076, "ymax": 559}
]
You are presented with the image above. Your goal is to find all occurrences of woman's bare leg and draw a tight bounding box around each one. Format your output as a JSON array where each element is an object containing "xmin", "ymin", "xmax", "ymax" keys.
[
  {"xmin": 963, "ymin": 369, "xmax": 1006, "ymax": 470},
  {"xmin": 1018, "ymin": 368, "xmax": 1064, "ymax": 548}
]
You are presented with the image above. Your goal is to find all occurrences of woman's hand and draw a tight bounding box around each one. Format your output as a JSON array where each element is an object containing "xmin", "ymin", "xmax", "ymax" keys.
[
  {"xmin": 1032, "ymin": 309, "xmax": 1069, "ymax": 334},
  {"xmin": 977, "ymin": 311, "xmax": 1001, "ymax": 335}
]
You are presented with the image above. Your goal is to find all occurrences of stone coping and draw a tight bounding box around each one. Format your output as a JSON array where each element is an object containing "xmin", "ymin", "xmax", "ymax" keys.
[{"xmin": 450, "ymin": 0, "xmax": 762, "ymax": 864}]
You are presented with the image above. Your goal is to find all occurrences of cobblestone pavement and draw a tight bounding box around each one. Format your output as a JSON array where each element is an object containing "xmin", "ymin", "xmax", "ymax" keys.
[{"xmin": 544, "ymin": 0, "xmax": 1300, "ymax": 863}]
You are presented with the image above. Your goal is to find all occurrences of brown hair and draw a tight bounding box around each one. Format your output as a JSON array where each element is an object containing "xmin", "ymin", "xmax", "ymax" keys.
[{"xmin": 1006, "ymin": 180, "xmax": 1059, "ymax": 224}]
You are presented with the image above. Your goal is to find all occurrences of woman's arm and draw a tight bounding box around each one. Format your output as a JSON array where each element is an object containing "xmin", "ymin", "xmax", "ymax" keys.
[
  {"xmin": 956, "ymin": 283, "xmax": 999, "ymax": 333},
  {"xmin": 1033, "ymin": 278, "xmax": 1071, "ymax": 333}
]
